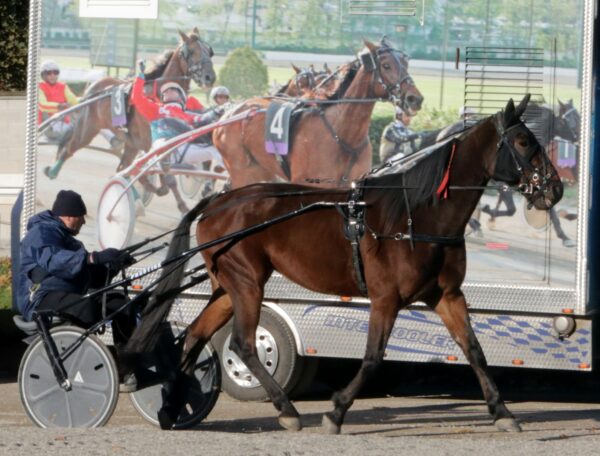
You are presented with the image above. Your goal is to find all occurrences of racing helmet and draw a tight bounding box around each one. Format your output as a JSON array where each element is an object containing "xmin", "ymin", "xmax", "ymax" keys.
[
  {"xmin": 210, "ymin": 86, "xmax": 230, "ymax": 102},
  {"xmin": 160, "ymin": 82, "xmax": 187, "ymax": 104},
  {"xmin": 41, "ymin": 60, "xmax": 60, "ymax": 76}
]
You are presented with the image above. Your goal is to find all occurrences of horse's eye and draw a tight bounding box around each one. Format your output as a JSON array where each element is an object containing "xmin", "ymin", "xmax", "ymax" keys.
[{"xmin": 382, "ymin": 63, "xmax": 391, "ymax": 70}]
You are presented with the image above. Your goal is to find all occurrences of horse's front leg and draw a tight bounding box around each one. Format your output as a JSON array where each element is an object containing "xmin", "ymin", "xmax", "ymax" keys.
[
  {"xmin": 431, "ymin": 290, "xmax": 521, "ymax": 432},
  {"xmin": 157, "ymin": 286, "xmax": 233, "ymax": 430},
  {"xmin": 323, "ymin": 297, "xmax": 400, "ymax": 434},
  {"xmin": 228, "ymin": 294, "xmax": 302, "ymax": 431}
]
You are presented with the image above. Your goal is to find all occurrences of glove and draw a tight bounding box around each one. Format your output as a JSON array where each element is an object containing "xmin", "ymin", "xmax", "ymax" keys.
[
  {"xmin": 213, "ymin": 106, "xmax": 225, "ymax": 117},
  {"xmin": 90, "ymin": 248, "xmax": 135, "ymax": 270}
]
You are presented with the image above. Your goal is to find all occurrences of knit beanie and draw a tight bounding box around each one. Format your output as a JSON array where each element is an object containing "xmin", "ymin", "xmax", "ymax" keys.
[{"xmin": 51, "ymin": 190, "xmax": 87, "ymax": 217}]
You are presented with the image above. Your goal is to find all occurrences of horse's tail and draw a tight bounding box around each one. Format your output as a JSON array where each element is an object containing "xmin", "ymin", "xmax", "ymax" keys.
[{"xmin": 124, "ymin": 195, "xmax": 217, "ymax": 354}]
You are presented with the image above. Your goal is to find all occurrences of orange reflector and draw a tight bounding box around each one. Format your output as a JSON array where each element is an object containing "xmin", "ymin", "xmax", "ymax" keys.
[
  {"xmin": 562, "ymin": 308, "xmax": 574, "ymax": 314},
  {"xmin": 306, "ymin": 347, "xmax": 317, "ymax": 355},
  {"xmin": 578, "ymin": 363, "xmax": 590, "ymax": 370},
  {"xmin": 131, "ymin": 284, "xmax": 143, "ymax": 290},
  {"xmin": 512, "ymin": 359, "xmax": 524, "ymax": 366},
  {"xmin": 447, "ymin": 356, "xmax": 458, "ymax": 362},
  {"xmin": 340, "ymin": 296, "xmax": 352, "ymax": 302}
]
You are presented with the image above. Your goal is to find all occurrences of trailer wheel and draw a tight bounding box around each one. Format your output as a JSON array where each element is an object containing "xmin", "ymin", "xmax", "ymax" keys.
[{"xmin": 212, "ymin": 308, "xmax": 303, "ymax": 402}]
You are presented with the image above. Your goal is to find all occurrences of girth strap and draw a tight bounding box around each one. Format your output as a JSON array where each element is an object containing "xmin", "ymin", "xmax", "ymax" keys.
[{"xmin": 338, "ymin": 184, "xmax": 369, "ymax": 297}]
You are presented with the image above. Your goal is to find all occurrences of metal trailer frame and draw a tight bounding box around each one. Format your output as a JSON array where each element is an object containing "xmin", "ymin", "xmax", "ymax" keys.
[{"xmin": 18, "ymin": 1, "xmax": 600, "ymax": 394}]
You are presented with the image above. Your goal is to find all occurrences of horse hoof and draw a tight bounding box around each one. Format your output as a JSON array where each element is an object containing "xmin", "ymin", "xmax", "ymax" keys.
[
  {"xmin": 157, "ymin": 409, "xmax": 175, "ymax": 431},
  {"xmin": 43, "ymin": 166, "xmax": 56, "ymax": 180},
  {"xmin": 155, "ymin": 186, "xmax": 169, "ymax": 197},
  {"xmin": 278, "ymin": 414, "xmax": 302, "ymax": 432},
  {"xmin": 495, "ymin": 417, "xmax": 522, "ymax": 432},
  {"xmin": 322, "ymin": 413, "xmax": 341, "ymax": 435}
]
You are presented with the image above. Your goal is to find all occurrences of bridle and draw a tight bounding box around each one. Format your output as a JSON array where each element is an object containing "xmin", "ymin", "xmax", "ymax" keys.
[
  {"xmin": 294, "ymin": 69, "xmax": 317, "ymax": 91},
  {"xmin": 557, "ymin": 106, "xmax": 580, "ymax": 143},
  {"xmin": 358, "ymin": 45, "xmax": 413, "ymax": 101},
  {"xmin": 179, "ymin": 37, "xmax": 214, "ymax": 86},
  {"xmin": 493, "ymin": 114, "xmax": 554, "ymax": 200}
]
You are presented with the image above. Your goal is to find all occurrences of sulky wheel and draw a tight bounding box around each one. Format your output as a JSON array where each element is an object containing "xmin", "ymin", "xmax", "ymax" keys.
[
  {"xmin": 18, "ymin": 326, "xmax": 119, "ymax": 428},
  {"xmin": 129, "ymin": 321, "xmax": 221, "ymax": 429},
  {"xmin": 97, "ymin": 176, "xmax": 136, "ymax": 249},
  {"xmin": 178, "ymin": 174, "xmax": 203, "ymax": 199}
]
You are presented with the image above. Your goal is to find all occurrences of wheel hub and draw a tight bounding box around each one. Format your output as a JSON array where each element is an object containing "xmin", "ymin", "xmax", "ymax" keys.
[{"xmin": 221, "ymin": 326, "xmax": 279, "ymax": 388}]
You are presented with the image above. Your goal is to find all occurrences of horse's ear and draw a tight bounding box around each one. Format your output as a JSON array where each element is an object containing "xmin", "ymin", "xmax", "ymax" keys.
[
  {"xmin": 504, "ymin": 98, "xmax": 516, "ymax": 125},
  {"xmin": 192, "ymin": 26, "xmax": 200, "ymax": 36},
  {"xmin": 309, "ymin": 64, "xmax": 315, "ymax": 71},
  {"xmin": 558, "ymin": 98, "xmax": 565, "ymax": 108},
  {"xmin": 514, "ymin": 93, "xmax": 531, "ymax": 118},
  {"xmin": 363, "ymin": 38, "xmax": 378, "ymax": 53},
  {"xmin": 178, "ymin": 29, "xmax": 191, "ymax": 44},
  {"xmin": 324, "ymin": 62, "xmax": 331, "ymax": 73},
  {"xmin": 291, "ymin": 63, "xmax": 301, "ymax": 74}
]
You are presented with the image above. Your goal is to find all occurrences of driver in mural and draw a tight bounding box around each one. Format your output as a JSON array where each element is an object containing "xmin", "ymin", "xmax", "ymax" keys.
[
  {"xmin": 379, "ymin": 106, "xmax": 423, "ymax": 163},
  {"xmin": 38, "ymin": 60, "xmax": 122, "ymax": 153},
  {"xmin": 131, "ymin": 60, "xmax": 226, "ymax": 211}
]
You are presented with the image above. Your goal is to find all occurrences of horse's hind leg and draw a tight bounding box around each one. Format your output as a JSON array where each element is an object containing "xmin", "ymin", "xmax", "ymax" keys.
[
  {"xmin": 323, "ymin": 297, "xmax": 400, "ymax": 434},
  {"xmin": 432, "ymin": 291, "xmax": 521, "ymax": 432},
  {"xmin": 157, "ymin": 286, "xmax": 233, "ymax": 430}
]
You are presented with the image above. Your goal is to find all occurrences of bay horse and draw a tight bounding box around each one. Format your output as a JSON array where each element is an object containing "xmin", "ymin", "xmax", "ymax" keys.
[
  {"xmin": 480, "ymin": 99, "xmax": 580, "ymax": 245},
  {"xmin": 277, "ymin": 63, "xmax": 335, "ymax": 97},
  {"xmin": 43, "ymin": 29, "xmax": 216, "ymax": 210},
  {"xmin": 213, "ymin": 38, "xmax": 424, "ymax": 188},
  {"xmin": 126, "ymin": 95, "xmax": 563, "ymax": 433}
]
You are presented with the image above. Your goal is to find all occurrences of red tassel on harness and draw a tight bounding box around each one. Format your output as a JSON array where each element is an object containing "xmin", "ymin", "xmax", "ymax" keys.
[{"xmin": 436, "ymin": 142, "xmax": 456, "ymax": 200}]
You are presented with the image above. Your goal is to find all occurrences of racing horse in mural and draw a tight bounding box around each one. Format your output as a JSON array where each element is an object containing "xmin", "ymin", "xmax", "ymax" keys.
[
  {"xmin": 213, "ymin": 38, "xmax": 424, "ymax": 188},
  {"xmin": 479, "ymin": 99, "xmax": 580, "ymax": 245},
  {"xmin": 126, "ymin": 95, "xmax": 563, "ymax": 433},
  {"xmin": 43, "ymin": 28, "xmax": 216, "ymax": 208},
  {"xmin": 277, "ymin": 63, "xmax": 335, "ymax": 97}
]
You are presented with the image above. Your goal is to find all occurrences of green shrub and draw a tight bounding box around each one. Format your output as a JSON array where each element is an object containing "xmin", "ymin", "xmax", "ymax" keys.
[
  {"xmin": 0, "ymin": 258, "xmax": 12, "ymax": 311},
  {"xmin": 218, "ymin": 46, "xmax": 268, "ymax": 99},
  {"xmin": 369, "ymin": 114, "xmax": 394, "ymax": 165},
  {"xmin": 0, "ymin": 1, "xmax": 28, "ymax": 92}
]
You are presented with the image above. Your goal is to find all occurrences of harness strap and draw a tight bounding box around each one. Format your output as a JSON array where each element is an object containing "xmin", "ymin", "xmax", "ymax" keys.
[
  {"xmin": 318, "ymin": 109, "xmax": 369, "ymax": 184},
  {"xmin": 341, "ymin": 185, "xmax": 369, "ymax": 297}
]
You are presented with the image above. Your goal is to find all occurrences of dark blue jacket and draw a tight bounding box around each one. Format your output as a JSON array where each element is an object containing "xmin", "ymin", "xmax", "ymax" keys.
[{"xmin": 17, "ymin": 211, "xmax": 102, "ymax": 320}]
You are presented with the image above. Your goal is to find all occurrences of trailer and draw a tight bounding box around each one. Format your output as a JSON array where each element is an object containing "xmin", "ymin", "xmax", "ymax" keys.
[{"xmin": 15, "ymin": 0, "xmax": 599, "ymax": 401}]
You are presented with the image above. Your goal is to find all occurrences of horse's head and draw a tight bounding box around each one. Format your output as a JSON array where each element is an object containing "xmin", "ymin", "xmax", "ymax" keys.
[
  {"xmin": 178, "ymin": 28, "xmax": 216, "ymax": 88},
  {"xmin": 492, "ymin": 94, "xmax": 563, "ymax": 210},
  {"xmin": 291, "ymin": 64, "xmax": 317, "ymax": 94},
  {"xmin": 558, "ymin": 99, "xmax": 580, "ymax": 143},
  {"xmin": 361, "ymin": 38, "xmax": 423, "ymax": 115}
]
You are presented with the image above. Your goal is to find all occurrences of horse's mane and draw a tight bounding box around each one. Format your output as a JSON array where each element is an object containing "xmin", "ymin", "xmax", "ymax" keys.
[
  {"xmin": 363, "ymin": 140, "xmax": 455, "ymax": 233},
  {"xmin": 276, "ymin": 80, "xmax": 291, "ymax": 95},
  {"xmin": 326, "ymin": 63, "xmax": 358, "ymax": 100},
  {"xmin": 144, "ymin": 50, "xmax": 175, "ymax": 80}
]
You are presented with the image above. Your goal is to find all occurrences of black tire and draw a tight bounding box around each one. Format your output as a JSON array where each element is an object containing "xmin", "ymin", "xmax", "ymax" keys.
[
  {"xmin": 212, "ymin": 307, "xmax": 303, "ymax": 402},
  {"xmin": 129, "ymin": 321, "xmax": 221, "ymax": 429}
]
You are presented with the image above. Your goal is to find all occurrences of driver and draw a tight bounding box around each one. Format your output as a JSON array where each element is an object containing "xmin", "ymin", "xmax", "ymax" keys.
[
  {"xmin": 17, "ymin": 190, "xmax": 139, "ymax": 391},
  {"xmin": 131, "ymin": 62, "xmax": 226, "ymax": 209},
  {"xmin": 379, "ymin": 106, "xmax": 422, "ymax": 163}
]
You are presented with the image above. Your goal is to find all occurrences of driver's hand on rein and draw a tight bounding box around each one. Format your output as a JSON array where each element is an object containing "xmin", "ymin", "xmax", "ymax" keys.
[{"xmin": 89, "ymin": 248, "xmax": 136, "ymax": 271}]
